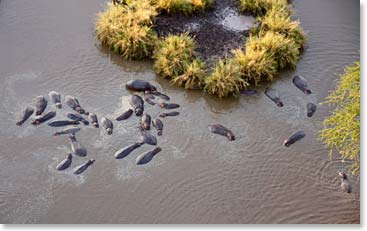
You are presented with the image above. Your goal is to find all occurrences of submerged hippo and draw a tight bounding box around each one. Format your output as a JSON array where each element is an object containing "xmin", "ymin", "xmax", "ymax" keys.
[
  {"xmin": 35, "ymin": 96, "xmax": 48, "ymax": 115},
  {"xmin": 144, "ymin": 94, "xmax": 156, "ymax": 106},
  {"xmin": 116, "ymin": 109, "xmax": 133, "ymax": 121},
  {"xmin": 49, "ymin": 91, "xmax": 62, "ymax": 108},
  {"xmin": 141, "ymin": 114, "xmax": 151, "ymax": 130},
  {"xmin": 69, "ymin": 134, "xmax": 87, "ymax": 157},
  {"xmin": 101, "ymin": 117, "xmax": 113, "ymax": 135},
  {"xmin": 136, "ymin": 147, "xmax": 162, "ymax": 165},
  {"xmin": 283, "ymin": 130, "xmax": 305, "ymax": 147},
  {"xmin": 159, "ymin": 103, "xmax": 180, "ymax": 109},
  {"xmin": 265, "ymin": 88, "xmax": 284, "ymax": 107},
  {"xmin": 53, "ymin": 127, "xmax": 81, "ymax": 136},
  {"xmin": 293, "ymin": 76, "xmax": 312, "ymax": 95},
  {"xmin": 240, "ymin": 89, "xmax": 257, "ymax": 96},
  {"xmin": 114, "ymin": 142, "xmax": 143, "ymax": 159},
  {"xmin": 56, "ymin": 153, "xmax": 72, "ymax": 171},
  {"xmin": 73, "ymin": 159, "xmax": 95, "ymax": 175},
  {"xmin": 159, "ymin": 111, "xmax": 180, "ymax": 118},
  {"xmin": 307, "ymin": 102, "xmax": 317, "ymax": 117},
  {"xmin": 130, "ymin": 95, "xmax": 144, "ymax": 116},
  {"xmin": 138, "ymin": 127, "xmax": 157, "ymax": 145},
  {"xmin": 16, "ymin": 106, "xmax": 34, "ymax": 126},
  {"xmin": 66, "ymin": 112, "xmax": 89, "ymax": 125},
  {"xmin": 65, "ymin": 95, "xmax": 86, "ymax": 114},
  {"xmin": 31, "ymin": 111, "xmax": 56, "ymax": 125},
  {"xmin": 126, "ymin": 79, "xmax": 157, "ymax": 93},
  {"xmin": 152, "ymin": 118, "xmax": 163, "ymax": 136},
  {"xmin": 88, "ymin": 113, "xmax": 99, "ymax": 128},
  {"xmin": 152, "ymin": 91, "xmax": 170, "ymax": 101},
  {"xmin": 48, "ymin": 120, "xmax": 80, "ymax": 127},
  {"xmin": 338, "ymin": 171, "xmax": 352, "ymax": 193},
  {"xmin": 208, "ymin": 124, "xmax": 235, "ymax": 141}
]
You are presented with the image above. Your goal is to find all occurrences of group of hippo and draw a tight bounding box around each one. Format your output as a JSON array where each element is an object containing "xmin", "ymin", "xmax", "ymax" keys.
[
  {"xmin": 15, "ymin": 78, "xmax": 351, "ymax": 192},
  {"xmin": 261, "ymin": 75, "xmax": 351, "ymax": 193}
]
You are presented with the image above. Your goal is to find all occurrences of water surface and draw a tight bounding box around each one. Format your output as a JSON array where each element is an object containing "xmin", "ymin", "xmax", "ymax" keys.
[{"xmin": 0, "ymin": 0, "xmax": 360, "ymax": 223}]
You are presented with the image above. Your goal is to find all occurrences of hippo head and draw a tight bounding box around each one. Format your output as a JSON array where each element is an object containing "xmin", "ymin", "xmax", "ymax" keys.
[
  {"xmin": 75, "ymin": 107, "xmax": 85, "ymax": 114},
  {"xmin": 338, "ymin": 171, "xmax": 348, "ymax": 180},
  {"xmin": 277, "ymin": 101, "xmax": 284, "ymax": 107},
  {"xmin": 107, "ymin": 128, "xmax": 113, "ymax": 135},
  {"xmin": 283, "ymin": 139, "xmax": 291, "ymax": 147},
  {"xmin": 135, "ymin": 108, "xmax": 143, "ymax": 116},
  {"xmin": 67, "ymin": 153, "xmax": 73, "ymax": 159},
  {"xmin": 227, "ymin": 133, "xmax": 236, "ymax": 141},
  {"xmin": 93, "ymin": 122, "xmax": 99, "ymax": 128},
  {"xmin": 31, "ymin": 120, "xmax": 40, "ymax": 125}
]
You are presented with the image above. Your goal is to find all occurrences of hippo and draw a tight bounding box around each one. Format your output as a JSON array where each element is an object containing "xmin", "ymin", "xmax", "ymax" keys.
[
  {"xmin": 114, "ymin": 142, "xmax": 143, "ymax": 159},
  {"xmin": 138, "ymin": 127, "xmax": 157, "ymax": 145},
  {"xmin": 53, "ymin": 127, "xmax": 81, "ymax": 136},
  {"xmin": 159, "ymin": 103, "xmax": 180, "ymax": 109},
  {"xmin": 208, "ymin": 124, "xmax": 235, "ymax": 141},
  {"xmin": 48, "ymin": 120, "xmax": 80, "ymax": 127},
  {"xmin": 293, "ymin": 76, "xmax": 312, "ymax": 95},
  {"xmin": 101, "ymin": 117, "xmax": 113, "ymax": 135},
  {"xmin": 265, "ymin": 88, "xmax": 284, "ymax": 107},
  {"xmin": 338, "ymin": 171, "xmax": 352, "ymax": 193},
  {"xmin": 116, "ymin": 109, "xmax": 133, "ymax": 121},
  {"xmin": 48, "ymin": 91, "xmax": 62, "ymax": 108},
  {"xmin": 136, "ymin": 147, "xmax": 162, "ymax": 165},
  {"xmin": 64, "ymin": 95, "xmax": 86, "ymax": 114},
  {"xmin": 152, "ymin": 118, "xmax": 163, "ymax": 136},
  {"xmin": 126, "ymin": 79, "xmax": 157, "ymax": 93},
  {"xmin": 35, "ymin": 96, "xmax": 48, "ymax": 115},
  {"xmin": 16, "ymin": 106, "xmax": 34, "ymax": 126},
  {"xmin": 307, "ymin": 102, "xmax": 317, "ymax": 117},
  {"xmin": 144, "ymin": 94, "xmax": 156, "ymax": 106},
  {"xmin": 159, "ymin": 111, "xmax": 180, "ymax": 118},
  {"xmin": 152, "ymin": 91, "xmax": 170, "ymax": 101},
  {"xmin": 73, "ymin": 159, "xmax": 95, "ymax": 175},
  {"xmin": 69, "ymin": 134, "xmax": 87, "ymax": 157},
  {"xmin": 240, "ymin": 89, "xmax": 257, "ymax": 96},
  {"xmin": 88, "ymin": 113, "xmax": 99, "ymax": 128},
  {"xmin": 283, "ymin": 130, "xmax": 305, "ymax": 147},
  {"xmin": 66, "ymin": 112, "xmax": 89, "ymax": 125},
  {"xmin": 56, "ymin": 153, "xmax": 72, "ymax": 171},
  {"xmin": 141, "ymin": 114, "xmax": 151, "ymax": 130},
  {"xmin": 129, "ymin": 95, "xmax": 144, "ymax": 116},
  {"xmin": 31, "ymin": 111, "xmax": 56, "ymax": 125}
]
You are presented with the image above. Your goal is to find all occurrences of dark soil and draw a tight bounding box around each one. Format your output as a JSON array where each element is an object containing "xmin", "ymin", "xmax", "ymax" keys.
[{"xmin": 153, "ymin": 0, "xmax": 255, "ymax": 67}]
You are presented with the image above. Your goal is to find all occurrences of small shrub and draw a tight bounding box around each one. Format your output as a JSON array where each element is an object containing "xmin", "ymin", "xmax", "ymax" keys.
[
  {"xmin": 260, "ymin": 7, "xmax": 307, "ymax": 50},
  {"xmin": 154, "ymin": 0, "xmax": 213, "ymax": 15},
  {"xmin": 232, "ymin": 48, "xmax": 277, "ymax": 85},
  {"xmin": 320, "ymin": 62, "xmax": 360, "ymax": 175},
  {"xmin": 171, "ymin": 59, "xmax": 207, "ymax": 89},
  {"xmin": 205, "ymin": 59, "xmax": 249, "ymax": 98},
  {"xmin": 239, "ymin": 0, "xmax": 290, "ymax": 16},
  {"xmin": 153, "ymin": 33, "xmax": 196, "ymax": 78},
  {"xmin": 96, "ymin": 1, "xmax": 158, "ymax": 60},
  {"xmin": 245, "ymin": 31, "xmax": 299, "ymax": 71}
]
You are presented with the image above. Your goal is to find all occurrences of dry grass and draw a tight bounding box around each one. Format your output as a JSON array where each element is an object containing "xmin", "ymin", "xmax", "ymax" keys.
[
  {"xmin": 153, "ymin": 0, "xmax": 213, "ymax": 15},
  {"xmin": 205, "ymin": 59, "xmax": 249, "ymax": 98},
  {"xmin": 96, "ymin": 1, "xmax": 158, "ymax": 60},
  {"xmin": 239, "ymin": 0, "xmax": 290, "ymax": 16},
  {"xmin": 171, "ymin": 59, "xmax": 207, "ymax": 89},
  {"xmin": 153, "ymin": 33, "xmax": 196, "ymax": 78}
]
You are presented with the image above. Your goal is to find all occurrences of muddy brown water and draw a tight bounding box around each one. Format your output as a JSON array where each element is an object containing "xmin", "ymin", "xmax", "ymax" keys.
[{"xmin": 0, "ymin": 0, "xmax": 360, "ymax": 224}]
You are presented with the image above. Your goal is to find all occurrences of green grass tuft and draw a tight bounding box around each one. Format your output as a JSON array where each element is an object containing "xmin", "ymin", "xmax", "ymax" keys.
[
  {"xmin": 153, "ymin": 33, "xmax": 196, "ymax": 78},
  {"xmin": 153, "ymin": 0, "xmax": 213, "ymax": 15},
  {"xmin": 171, "ymin": 59, "xmax": 207, "ymax": 89}
]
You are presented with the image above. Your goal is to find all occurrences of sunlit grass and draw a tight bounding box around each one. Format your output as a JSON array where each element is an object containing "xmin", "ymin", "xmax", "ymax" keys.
[
  {"xmin": 153, "ymin": 33, "xmax": 196, "ymax": 78},
  {"xmin": 171, "ymin": 59, "xmax": 207, "ymax": 89},
  {"xmin": 96, "ymin": 1, "xmax": 158, "ymax": 60},
  {"xmin": 205, "ymin": 59, "xmax": 249, "ymax": 98},
  {"xmin": 320, "ymin": 62, "xmax": 360, "ymax": 175},
  {"xmin": 239, "ymin": 0, "xmax": 290, "ymax": 16}
]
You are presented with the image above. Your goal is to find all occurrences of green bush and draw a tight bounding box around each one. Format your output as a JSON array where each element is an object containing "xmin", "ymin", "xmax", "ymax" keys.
[
  {"xmin": 171, "ymin": 59, "xmax": 207, "ymax": 89},
  {"xmin": 153, "ymin": 33, "xmax": 196, "ymax": 78},
  {"xmin": 205, "ymin": 59, "xmax": 249, "ymax": 98},
  {"xmin": 96, "ymin": 1, "xmax": 158, "ymax": 60},
  {"xmin": 320, "ymin": 62, "xmax": 360, "ymax": 175}
]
